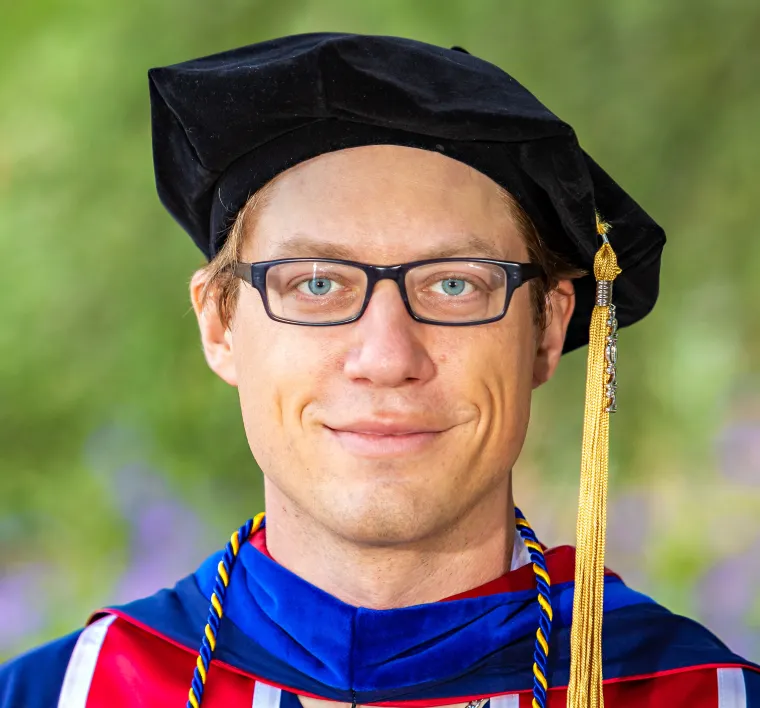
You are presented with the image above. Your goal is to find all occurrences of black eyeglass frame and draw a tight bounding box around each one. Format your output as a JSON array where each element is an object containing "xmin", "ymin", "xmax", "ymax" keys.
[{"xmin": 232, "ymin": 258, "xmax": 544, "ymax": 327}]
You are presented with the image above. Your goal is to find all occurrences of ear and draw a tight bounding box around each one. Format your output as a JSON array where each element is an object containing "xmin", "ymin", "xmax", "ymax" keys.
[
  {"xmin": 189, "ymin": 269, "xmax": 238, "ymax": 386},
  {"xmin": 532, "ymin": 280, "xmax": 576, "ymax": 388}
]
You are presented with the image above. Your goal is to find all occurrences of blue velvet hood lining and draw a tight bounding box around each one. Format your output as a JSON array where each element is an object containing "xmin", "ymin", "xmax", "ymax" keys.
[
  {"xmin": 193, "ymin": 542, "xmax": 652, "ymax": 694},
  {"xmin": 108, "ymin": 548, "xmax": 759, "ymax": 703}
]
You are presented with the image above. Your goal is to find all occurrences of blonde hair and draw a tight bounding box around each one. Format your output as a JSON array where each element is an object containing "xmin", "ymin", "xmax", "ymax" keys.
[
  {"xmin": 497, "ymin": 186, "xmax": 585, "ymax": 330},
  {"xmin": 197, "ymin": 175, "xmax": 281, "ymax": 325},
  {"xmin": 197, "ymin": 176, "xmax": 583, "ymax": 331}
]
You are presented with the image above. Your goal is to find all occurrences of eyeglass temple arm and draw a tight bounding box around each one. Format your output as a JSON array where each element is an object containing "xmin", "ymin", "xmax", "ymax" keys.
[
  {"xmin": 233, "ymin": 263, "xmax": 254, "ymax": 283},
  {"xmin": 520, "ymin": 263, "xmax": 544, "ymax": 284}
]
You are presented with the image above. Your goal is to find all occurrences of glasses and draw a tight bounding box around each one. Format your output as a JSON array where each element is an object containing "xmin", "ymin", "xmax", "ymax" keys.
[{"xmin": 232, "ymin": 258, "xmax": 543, "ymax": 326}]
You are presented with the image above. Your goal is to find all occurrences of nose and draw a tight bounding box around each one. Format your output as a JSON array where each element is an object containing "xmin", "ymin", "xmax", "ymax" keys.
[{"xmin": 343, "ymin": 281, "xmax": 436, "ymax": 387}]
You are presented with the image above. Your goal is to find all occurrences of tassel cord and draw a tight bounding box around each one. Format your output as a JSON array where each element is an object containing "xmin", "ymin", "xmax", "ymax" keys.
[{"xmin": 566, "ymin": 233, "xmax": 621, "ymax": 708}]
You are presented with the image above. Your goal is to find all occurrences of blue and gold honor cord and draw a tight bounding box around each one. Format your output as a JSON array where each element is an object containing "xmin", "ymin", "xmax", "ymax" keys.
[
  {"xmin": 188, "ymin": 509, "xmax": 553, "ymax": 708},
  {"xmin": 187, "ymin": 512, "xmax": 265, "ymax": 708},
  {"xmin": 515, "ymin": 508, "xmax": 554, "ymax": 708}
]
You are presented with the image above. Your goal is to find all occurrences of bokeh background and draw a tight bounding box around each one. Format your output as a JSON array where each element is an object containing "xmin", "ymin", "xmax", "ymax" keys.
[{"xmin": 1, "ymin": 0, "xmax": 759, "ymax": 662}]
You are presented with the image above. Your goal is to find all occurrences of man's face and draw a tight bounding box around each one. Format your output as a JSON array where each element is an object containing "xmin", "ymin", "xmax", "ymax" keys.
[{"xmin": 196, "ymin": 146, "xmax": 571, "ymax": 545}]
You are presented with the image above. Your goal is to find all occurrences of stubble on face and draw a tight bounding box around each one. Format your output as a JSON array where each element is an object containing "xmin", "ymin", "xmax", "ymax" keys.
[{"xmin": 229, "ymin": 145, "xmax": 537, "ymax": 549}]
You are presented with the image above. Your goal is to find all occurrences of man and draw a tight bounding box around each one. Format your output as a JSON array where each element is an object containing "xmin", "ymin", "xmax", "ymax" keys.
[{"xmin": 1, "ymin": 33, "xmax": 757, "ymax": 708}]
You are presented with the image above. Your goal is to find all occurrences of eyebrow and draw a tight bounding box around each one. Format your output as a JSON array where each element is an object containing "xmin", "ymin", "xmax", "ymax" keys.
[{"xmin": 267, "ymin": 233, "xmax": 508, "ymax": 261}]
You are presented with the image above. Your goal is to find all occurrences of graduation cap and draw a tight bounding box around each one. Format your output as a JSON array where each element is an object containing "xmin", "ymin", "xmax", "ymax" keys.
[{"xmin": 148, "ymin": 33, "xmax": 666, "ymax": 708}]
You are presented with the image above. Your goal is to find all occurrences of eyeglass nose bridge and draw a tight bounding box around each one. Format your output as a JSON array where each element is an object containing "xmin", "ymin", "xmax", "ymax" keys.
[{"xmin": 360, "ymin": 263, "xmax": 414, "ymax": 313}]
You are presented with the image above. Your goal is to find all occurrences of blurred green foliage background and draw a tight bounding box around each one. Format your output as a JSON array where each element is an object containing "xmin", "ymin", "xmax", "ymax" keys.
[{"xmin": 1, "ymin": 0, "xmax": 759, "ymax": 661}]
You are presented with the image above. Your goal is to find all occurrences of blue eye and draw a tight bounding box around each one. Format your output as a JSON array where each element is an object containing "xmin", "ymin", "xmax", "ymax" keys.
[
  {"xmin": 297, "ymin": 277, "xmax": 335, "ymax": 296},
  {"xmin": 442, "ymin": 279, "xmax": 465, "ymax": 295},
  {"xmin": 431, "ymin": 278, "xmax": 473, "ymax": 296}
]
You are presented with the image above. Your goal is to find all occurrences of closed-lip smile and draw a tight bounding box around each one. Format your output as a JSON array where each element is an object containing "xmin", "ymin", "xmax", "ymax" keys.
[{"xmin": 324, "ymin": 420, "xmax": 451, "ymax": 457}]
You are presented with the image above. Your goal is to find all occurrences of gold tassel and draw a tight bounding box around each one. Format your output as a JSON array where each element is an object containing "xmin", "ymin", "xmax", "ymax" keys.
[{"xmin": 566, "ymin": 215, "xmax": 621, "ymax": 708}]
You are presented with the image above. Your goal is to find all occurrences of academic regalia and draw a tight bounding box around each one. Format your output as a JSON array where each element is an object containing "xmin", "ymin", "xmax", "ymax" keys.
[
  {"xmin": 3, "ymin": 33, "xmax": 758, "ymax": 708},
  {"xmin": 1, "ymin": 525, "xmax": 758, "ymax": 706}
]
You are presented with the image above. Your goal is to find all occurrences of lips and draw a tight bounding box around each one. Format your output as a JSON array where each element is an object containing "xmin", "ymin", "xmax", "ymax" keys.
[
  {"xmin": 327, "ymin": 420, "xmax": 446, "ymax": 436},
  {"xmin": 324, "ymin": 420, "xmax": 450, "ymax": 457}
]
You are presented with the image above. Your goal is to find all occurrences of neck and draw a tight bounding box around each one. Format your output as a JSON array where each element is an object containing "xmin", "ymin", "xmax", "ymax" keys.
[{"xmin": 263, "ymin": 479, "xmax": 515, "ymax": 609}]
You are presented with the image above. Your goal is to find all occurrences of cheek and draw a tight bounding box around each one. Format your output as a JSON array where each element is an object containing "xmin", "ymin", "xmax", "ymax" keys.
[
  {"xmin": 230, "ymin": 300, "xmax": 339, "ymax": 461},
  {"xmin": 445, "ymin": 298, "xmax": 536, "ymax": 450}
]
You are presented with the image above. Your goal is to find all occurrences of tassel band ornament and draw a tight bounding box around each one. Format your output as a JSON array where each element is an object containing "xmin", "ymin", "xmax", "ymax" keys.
[
  {"xmin": 596, "ymin": 279, "xmax": 619, "ymax": 412},
  {"xmin": 605, "ymin": 306, "xmax": 618, "ymax": 414},
  {"xmin": 595, "ymin": 280, "xmax": 613, "ymax": 307}
]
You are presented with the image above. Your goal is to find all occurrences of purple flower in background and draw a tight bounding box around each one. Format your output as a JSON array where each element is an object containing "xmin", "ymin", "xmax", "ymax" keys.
[
  {"xmin": 1, "ymin": 422, "xmax": 220, "ymax": 657},
  {"xmin": 85, "ymin": 423, "xmax": 218, "ymax": 605},
  {"xmin": 696, "ymin": 534, "xmax": 760, "ymax": 659},
  {"xmin": 109, "ymin": 474, "xmax": 213, "ymax": 604},
  {"xmin": 607, "ymin": 491, "xmax": 652, "ymax": 555},
  {"xmin": 715, "ymin": 383, "xmax": 760, "ymax": 486},
  {"xmin": 717, "ymin": 421, "xmax": 760, "ymax": 485},
  {"xmin": 604, "ymin": 491, "xmax": 652, "ymax": 590},
  {"xmin": 0, "ymin": 565, "xmax": 49, "ymax": 652}
]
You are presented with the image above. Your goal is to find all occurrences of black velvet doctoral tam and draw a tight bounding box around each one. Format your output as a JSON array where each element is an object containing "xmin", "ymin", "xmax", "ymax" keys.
[{"xmin": 148, "ymin": 33, "xmax": 666, "ymax": 352}]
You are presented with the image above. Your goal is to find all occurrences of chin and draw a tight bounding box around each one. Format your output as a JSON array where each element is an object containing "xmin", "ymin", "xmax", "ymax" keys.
[{"xmin": 309, "ymin": 476, "xmax": 464, "ymax": 547}]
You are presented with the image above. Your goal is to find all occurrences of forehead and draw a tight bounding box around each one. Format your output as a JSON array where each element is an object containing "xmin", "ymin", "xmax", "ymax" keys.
[{"xmin": 245, "ymin": 145, "xmax": 524, "ymax": 262}]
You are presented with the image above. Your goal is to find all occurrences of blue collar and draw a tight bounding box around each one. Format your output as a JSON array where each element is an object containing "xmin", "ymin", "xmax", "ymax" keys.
[{"xmin": 194, "ymin": 540, "xmax": 646, "ymax": 693}]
